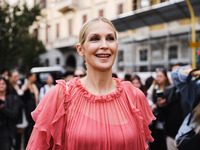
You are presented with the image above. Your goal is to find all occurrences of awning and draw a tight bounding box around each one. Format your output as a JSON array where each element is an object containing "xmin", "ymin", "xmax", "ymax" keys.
[{"xmin": 111, "ymin": 0, "xmax": 200, "ymax": 32}]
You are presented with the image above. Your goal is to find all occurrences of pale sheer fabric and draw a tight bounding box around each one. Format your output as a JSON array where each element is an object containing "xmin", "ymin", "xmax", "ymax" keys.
[{"xmin": 26, "ymin": 78, "xmax": 155, "ymax": 150}]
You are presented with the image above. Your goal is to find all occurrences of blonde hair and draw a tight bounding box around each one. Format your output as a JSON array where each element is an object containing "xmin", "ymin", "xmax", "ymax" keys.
[{"xmin": 78, "ymin": 17, "xmax": 117, "ymax": 46}]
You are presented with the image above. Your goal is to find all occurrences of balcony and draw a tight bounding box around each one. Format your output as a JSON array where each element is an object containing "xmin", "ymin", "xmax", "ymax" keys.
[
  {"xmin": 53, "ymin": 36, "xmax": 78, "ymax": 49},
  {"xmin": 55, "ymin": 0, "xmax": 78, "ymax": 13}
]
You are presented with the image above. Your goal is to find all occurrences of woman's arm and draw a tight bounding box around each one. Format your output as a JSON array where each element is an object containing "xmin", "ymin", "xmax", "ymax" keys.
[{"xmin": 171, "ymin": 66, "xmax": 200, "ymax": 109}]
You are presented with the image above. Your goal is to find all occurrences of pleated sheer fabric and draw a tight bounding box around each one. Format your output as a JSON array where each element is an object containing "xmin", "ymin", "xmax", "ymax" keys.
[{"xmin": 26, "ymin": 78, "xmax": 155, "ymax": 150}]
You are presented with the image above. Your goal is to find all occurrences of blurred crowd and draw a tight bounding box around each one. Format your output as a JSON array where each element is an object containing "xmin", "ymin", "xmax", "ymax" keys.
[{"xmin": 0, "ymin": 63, "xmax": 200, "ymax": 150}]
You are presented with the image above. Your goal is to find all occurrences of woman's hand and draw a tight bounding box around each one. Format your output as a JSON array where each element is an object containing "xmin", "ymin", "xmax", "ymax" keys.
[
  {"xmin": 157, "ymin": 97, "xmax": 166, "ymax": 107},
  {"xmin": 151, "ymin": 104, "xmax": 157, "ymax": 112},
  {"xmin": 0, "ymin": 104, "xmax": 4, "ymax": 109}
]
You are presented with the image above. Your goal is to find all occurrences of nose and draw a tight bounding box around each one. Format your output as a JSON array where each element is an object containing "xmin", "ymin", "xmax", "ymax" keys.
[{"xmin": 100, "ymin": 39, "xmax": 108, "ymax": 49}]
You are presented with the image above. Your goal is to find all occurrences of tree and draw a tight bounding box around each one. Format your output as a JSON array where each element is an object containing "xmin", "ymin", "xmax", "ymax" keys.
[{"xmin": 0, "ymin": 1, "xmax": 46, "ymax": 74}]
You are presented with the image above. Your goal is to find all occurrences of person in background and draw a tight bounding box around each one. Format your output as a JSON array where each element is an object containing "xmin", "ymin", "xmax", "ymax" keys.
[
  {"xmin": 0, "ymin": 68, "xmax": 9, "ymax": 80},
  {"xmin": 123, "ymin": 73, "xmax": 132, "ymax": 82},
  {"xmin": 147, "ymin": 68, "xmax": 171, "ymax": 150},
  {"xmin": 8, "ymin": 70, "xmax": 23, "ymax": 96},
  {"xmin": 8, "ymin": 70, "xmax": 27, "ymax": 150},
  {"xmin": 112, "ymin": 72, "xmax": 118, "ymax": 78},
  {"xmin": 131, "ymin": 75, "xmax": 147, "ymax": 96},
  {"xmin": 63, "ymin": 71, "xmax": 74, "ymax": 82},
  {"xmin": 39, "ymin": 75, "xmax": 54, "ymax": 102},
  {"xmin": 74, "ymin": 67, "xmax": 86, "ymax": 79},
  {"xmin": 21, "ymin": 72, "xmax": 39, "ymax": 148},
  {"xmin": 158, "ymin": 63, "xmax": 190, "ymax": 150},
  {"xmin": 172, "ymin": 65, "xmax": 200, "ymax": 150},
  {"xmin": 0, "ymin": 76, "xmax": 22, "ymax": 150},
  {"xmin": 26, "ymin": 17, "xmax": 155, "ymax": 150}
]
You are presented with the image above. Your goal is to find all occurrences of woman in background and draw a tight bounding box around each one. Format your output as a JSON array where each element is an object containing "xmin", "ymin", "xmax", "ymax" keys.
[
  {"xmin": 0, "ymin": 76, "xmax": 22, "ymax": 150},
  {"xmin": 131, "ymin": 75, "xmax": 147, "ymax": 96},
  {"xmin": 21, "ymin": 72, "xmax": 39, "ymax": 148},
  {"xmin": 147, "ymin": 68, "xmax": 171, "ymax": 150}
]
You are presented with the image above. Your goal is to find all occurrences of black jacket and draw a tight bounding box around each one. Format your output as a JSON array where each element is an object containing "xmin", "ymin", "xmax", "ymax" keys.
[{"xmin": 0, "ymin": 94, "xmax": 23, "ymax": 139}]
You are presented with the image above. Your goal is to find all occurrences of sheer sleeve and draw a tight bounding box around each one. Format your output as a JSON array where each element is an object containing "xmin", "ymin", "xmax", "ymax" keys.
[
  {"xmin": 122, "ymin": 81, "xmax": 156, "ymax": 149},
  {"xmin": 26, "ymin": 80, "xmax": 71, "ymax": 150}
]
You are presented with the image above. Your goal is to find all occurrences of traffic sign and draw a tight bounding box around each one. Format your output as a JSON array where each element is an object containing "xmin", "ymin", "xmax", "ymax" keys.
[{"xmin": 189, "ymin": 42, "xmax": 200, "ymax": 48}]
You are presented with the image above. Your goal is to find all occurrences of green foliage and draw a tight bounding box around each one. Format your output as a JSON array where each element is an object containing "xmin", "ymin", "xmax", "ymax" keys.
[{"xmin": 0, "ymin": 1, "xmax": 46, "ymax": 74}]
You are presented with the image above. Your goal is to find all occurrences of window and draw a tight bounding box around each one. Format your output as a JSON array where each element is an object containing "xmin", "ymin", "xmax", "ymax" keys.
[
  {"xmin": 140, "ymin": 49, "xmax": 147, "ymax": 61},
  {"xmin": 117, "ymin": 3, "xmax": 123, "ymax": 15},
  {"xmin": 56, "ymin": 23, "xmax": 59, "ymax": 38},
  {"xmin": 68, "ymin": 19, "xmax": 72, "ymax": 35},
  {"xmin": 45, "ymin": 59, "xmax": 49, "ymax": 66},
  {"xmin": 140, "ymin": 66, "xmax": 148, "ymax": 72},
  {"xmin": 118, "ymin": 51, "xmax": 124, "ymax": 71},
  {"xmin": 152, "ymin": 49, "xmax": 163, "ymax": 60},
  {"xmin": 133, "ymin": 0, "xmax": 138, "ymax": 10},
  {"xmin": 168, "ymin": 45, "xmax": 178, "ymax": 59},
  {"xmin": 46, "ymin": 26, "xmax": 48, "ymax": 43},
  {"xmin": 42, "ymin": 0, "xmax": 46, "ymax": 8},
  {"xmin": 33, "ymin": 29, "xmax": 38, "ymax": 39},
  {"xmin": 82, "ymin": 14, "xmax": 87, "ymax": 24},
  {"xmin": 34, "ymin": 0, "xmax": 37, "ymax": 6},
  {"xmin": 56, "ymin": 58, "xmax": 60, "ymax": 65},
  {"xmin": 98, "ymin": 9, "xmax": 104, "ymax": 17}
]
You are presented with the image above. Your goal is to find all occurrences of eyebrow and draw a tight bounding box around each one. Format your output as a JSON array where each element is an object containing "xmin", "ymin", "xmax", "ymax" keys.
[{"xmin": 88, "ymin": 33, "xmax": 115, "ymax": 36}]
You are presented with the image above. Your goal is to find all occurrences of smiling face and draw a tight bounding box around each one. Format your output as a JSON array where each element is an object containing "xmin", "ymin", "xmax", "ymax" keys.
[{"xmin": 77, "ymin": 20, "xmax": 118, "ymax": 72}]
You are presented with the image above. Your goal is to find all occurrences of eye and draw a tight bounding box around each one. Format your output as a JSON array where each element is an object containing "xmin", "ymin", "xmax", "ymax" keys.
[
  {"xmin": 107, "ymin": 35, "xmax": 115, "ymax": 41},
  {"xmin": 90, "ymin": 36, "xmax": 100, "ymax": 41}
]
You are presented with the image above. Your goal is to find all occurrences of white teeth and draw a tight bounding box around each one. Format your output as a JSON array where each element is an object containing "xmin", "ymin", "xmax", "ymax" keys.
[{"xmin": 96, "ymin": 54, "xmax": 110, "ymax": 58}]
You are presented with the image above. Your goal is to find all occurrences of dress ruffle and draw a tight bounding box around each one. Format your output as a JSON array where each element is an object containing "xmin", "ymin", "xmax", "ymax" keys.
[
  {"xmin": 71, "ymin": 77, "xmax": 123, "ymax": 102},
  {"xmin": 122, "ymin": 81, "xmax": 156, "ymax": 149},
  {"xmin": 26, "ymin": 78, "xmax": 155, "ymax": 150},
  {"xmin": 26, "ymin": 80, "xmax": 72, "ymax": 150}
]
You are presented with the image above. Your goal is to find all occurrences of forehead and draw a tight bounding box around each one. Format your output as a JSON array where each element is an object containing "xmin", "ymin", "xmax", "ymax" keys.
[
  {"xmin": 156, "ymin": 71, "xmax": 164, "ymax": 76},
  {"xmin": 85, "ymin": 21, "xmax": 115, "ymax": 36},
  {"xmin": 0, "ymin": 79, "xmax": 6, "ymax": 83},
  {"xmin": 12, "ymin": 71, "xmax": 19, "ymax": 76}
]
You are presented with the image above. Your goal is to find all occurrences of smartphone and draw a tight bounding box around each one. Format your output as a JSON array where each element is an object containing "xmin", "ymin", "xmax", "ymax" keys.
[{"xmin": 156, "ymin": 90, "xmax": 164, "ymax": 98}]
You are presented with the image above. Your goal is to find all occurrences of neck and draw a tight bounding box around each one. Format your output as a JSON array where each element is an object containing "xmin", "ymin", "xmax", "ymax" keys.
[
  {"xmin": 80, "ymin": 68, "xmax": 116, "ymax": 96},
  {"xmin": 158, "ymin": 83, "xmax": 165, "ymax": 90},
  {"xmin": 0, "ymin": 91, "xmax": 6, "ymax": 97},
  {"xmin": 28, "ymin": 80, "xmax": 33, "ymax": 85},
  {"xmin": 47, "ymin": 83, "xmax": 52, "ymax": 86}
]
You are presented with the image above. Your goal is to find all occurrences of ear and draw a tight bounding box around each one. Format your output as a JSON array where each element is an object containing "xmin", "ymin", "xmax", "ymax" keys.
[{"xmin": 76, "ymin": 43, "xmax": 84, "ymax": 57}]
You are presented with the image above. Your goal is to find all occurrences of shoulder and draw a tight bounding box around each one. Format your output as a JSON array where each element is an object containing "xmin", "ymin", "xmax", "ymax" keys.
[{"xmin": 121, "ymin": 80, "xmax": 145, "ymax": 96}]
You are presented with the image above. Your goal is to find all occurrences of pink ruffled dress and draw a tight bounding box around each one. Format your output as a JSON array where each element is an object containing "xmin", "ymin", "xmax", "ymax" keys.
[{"xmin": 26, "ymin": 78, "xmax": 155, "ymax": 150}]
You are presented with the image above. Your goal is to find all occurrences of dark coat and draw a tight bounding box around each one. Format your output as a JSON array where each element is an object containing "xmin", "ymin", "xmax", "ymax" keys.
[{"xmin": 0, "ymin": 94, "xmax": 23, "ymax": 139}]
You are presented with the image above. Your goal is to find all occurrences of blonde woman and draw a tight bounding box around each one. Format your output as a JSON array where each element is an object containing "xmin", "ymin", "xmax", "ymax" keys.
[{"xmin": 26, "ymin": 17, "xmax": 155, "ymax": 150}]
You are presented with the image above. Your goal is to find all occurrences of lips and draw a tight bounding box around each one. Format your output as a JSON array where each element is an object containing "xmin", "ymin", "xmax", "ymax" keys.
[{"xmin": 95, "ymin": 54, "xmax": 111, "ymax": 58}]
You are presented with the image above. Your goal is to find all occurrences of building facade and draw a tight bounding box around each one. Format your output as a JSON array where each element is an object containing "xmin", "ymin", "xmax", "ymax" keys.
[{"xmin": 30, "ymin": 0, "xmax": 200, "ymax": 74}]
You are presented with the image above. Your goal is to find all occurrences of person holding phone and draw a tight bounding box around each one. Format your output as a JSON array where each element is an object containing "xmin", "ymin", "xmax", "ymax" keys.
[{"xmin": 147, "ymin": 68, "xmax": 171, "ymax": 150}]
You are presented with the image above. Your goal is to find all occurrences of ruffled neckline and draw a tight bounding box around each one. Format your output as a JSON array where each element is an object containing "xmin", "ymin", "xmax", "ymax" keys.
[{"xmin": 72, "ymin": 77, "xmax": 123, "ymax": 103}]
